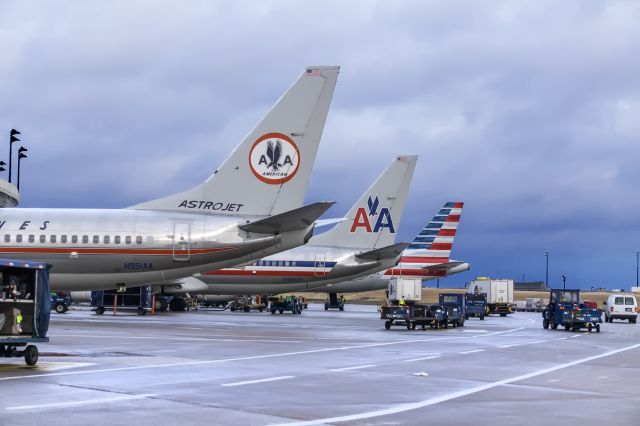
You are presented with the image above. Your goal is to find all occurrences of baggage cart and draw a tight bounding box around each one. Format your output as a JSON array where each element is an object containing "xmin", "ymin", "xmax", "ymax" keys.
[{"xmin": 0, "ymin": 259, "xmax": 51, "ymax": 366}]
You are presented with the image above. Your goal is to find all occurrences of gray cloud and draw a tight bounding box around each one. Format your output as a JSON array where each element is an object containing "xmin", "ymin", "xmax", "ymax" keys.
[{"xmin": 1, "ymin": 1, "xmax": 639, "ymax": 288}]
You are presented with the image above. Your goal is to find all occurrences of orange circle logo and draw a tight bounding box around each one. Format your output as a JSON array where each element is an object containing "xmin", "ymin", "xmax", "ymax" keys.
[{"xmin": 249, "ymin": 133, "xmax": 300, "ymax": 185}]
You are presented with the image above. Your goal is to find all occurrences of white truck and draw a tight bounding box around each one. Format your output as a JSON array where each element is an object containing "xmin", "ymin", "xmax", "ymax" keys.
[
  {"xmin": 388, "ymin": 277, "xmax": 422, "ymax": 303},
  {"xmin": 466, "ymin": 278, "xmax": 514, "ymax": 316}
]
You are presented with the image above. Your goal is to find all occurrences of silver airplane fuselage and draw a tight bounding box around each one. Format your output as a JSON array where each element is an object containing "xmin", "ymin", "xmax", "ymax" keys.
[{"xmin": 0, "ymin": 209, "xmax": 313, "ymax": 291}]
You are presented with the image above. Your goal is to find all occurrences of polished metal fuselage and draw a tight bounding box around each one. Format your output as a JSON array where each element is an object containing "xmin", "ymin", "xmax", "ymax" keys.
[{"xmin": 0, "ymin": 208, "xmax": 310, "ymax": 291}]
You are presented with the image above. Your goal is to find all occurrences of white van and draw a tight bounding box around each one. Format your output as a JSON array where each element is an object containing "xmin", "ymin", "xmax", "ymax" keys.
[{"xmin": 604, "ymin": 294, "xmax": 637, "ymax": 323}]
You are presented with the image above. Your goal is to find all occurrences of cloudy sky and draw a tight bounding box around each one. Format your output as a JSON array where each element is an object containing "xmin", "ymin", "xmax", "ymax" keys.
[{"xmin": 1, "ymin": 1, "xmax": 639, "ymax": 289}]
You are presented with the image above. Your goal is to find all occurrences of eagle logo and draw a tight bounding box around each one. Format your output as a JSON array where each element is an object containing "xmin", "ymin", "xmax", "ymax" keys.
[
  {"xmin": 249, "ymin": 133, "xmax": 301, "ymax": 185},
  {"xmin": 266, "ymin": 140, "xmax": 283, "ymax": 170}
]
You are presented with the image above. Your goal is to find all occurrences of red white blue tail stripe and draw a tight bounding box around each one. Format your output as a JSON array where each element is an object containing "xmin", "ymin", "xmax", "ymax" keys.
[{"xmin": 385, "ymin": 202, "xmax": 463, "ymax": 277}]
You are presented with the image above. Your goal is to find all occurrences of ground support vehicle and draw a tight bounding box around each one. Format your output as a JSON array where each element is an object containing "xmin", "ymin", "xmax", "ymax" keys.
[
  {"xmin": 92, "ymin": 285, "xmax": 152, "ymax": 315},
  {"xmin": 324, "ymin": 293, "xmax": 345, "ymax": 311},
  {"xmin": 229, "ymin": 295, "xmax": 268, "ymax": 312},
  {"xmin": 467, "ymin": 278, "xmax": 514, "ymax": 316},
  {"xmin": 51, "ymin": 292, "xmax": 72, "ymax": 314},
  {"xmin": 439, "ymin": 293, "xmax": 465, "ymax": 327},
  {"xmin": 0, "ymin": 259, "xmax": 51, "ymax": 366},
  {"xmin": 381, "ymin": 304, "xmax": 448, "ymax": 330},
  {"xmin": 465, "ymin": 293, "xmax": 487, "ymax": 320},
  {"xmin": 269, "ymin": 296, "xmax": 303, "ymax": 314},
  {"xmin": 542, "ymin": 289, "xmax": 602, "ymax": 333}
]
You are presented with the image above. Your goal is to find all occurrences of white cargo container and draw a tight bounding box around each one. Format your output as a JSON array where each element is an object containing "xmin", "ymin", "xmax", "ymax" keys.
[
  {"xmin": 630, "ymin": 287, "xmax": 640, "ymax": 293},
  {"xmin": 466, "ymin": 278, "xmax": 514, "ymax": 316},
  {"xmin": 388, "ymin": 277, "xmax": 422, "ymax": 303}
]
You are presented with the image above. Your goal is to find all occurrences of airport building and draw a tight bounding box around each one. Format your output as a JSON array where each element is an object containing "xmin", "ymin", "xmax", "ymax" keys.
[{"xmin": 0, "ymin": 178, "xmax": 19, "ymax": 207}]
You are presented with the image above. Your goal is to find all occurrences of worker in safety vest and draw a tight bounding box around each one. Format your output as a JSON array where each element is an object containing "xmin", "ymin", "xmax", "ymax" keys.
[
  {"xmin": 399, "ymin": 297, "xmax": 405, "ymax": 305},
  {"xmin": 16, "ymin": 312, "xmax": 23, "ymax": 334}
]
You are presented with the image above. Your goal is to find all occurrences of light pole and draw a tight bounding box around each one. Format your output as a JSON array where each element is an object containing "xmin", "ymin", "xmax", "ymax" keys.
[
  {"xmin": 9, "ymin": 129, "xmax": 20, "ymax": 183},
  {"xmin": 545, "ymin": 251, "xmax": 549, "ymax": 289},
  {"xmin": 562, "ymin": 274, "xmax": 566, "ymax": 290},
  {"xmin": 17, "ymin": 147, "xmax": 27, "ymax": 191}
]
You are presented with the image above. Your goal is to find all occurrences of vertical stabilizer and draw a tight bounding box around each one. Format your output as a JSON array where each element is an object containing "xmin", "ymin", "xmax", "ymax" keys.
[
  {"xmin": 394, "ymin": 202, "xmax": 464, "ymax": 273},
  {"xmin": 128, "ymin": 66, "xmax": 340, "ymax": 217},
  {"xmin": 311, "ymin": 155, "xmax": 417, "ymax": 250}
]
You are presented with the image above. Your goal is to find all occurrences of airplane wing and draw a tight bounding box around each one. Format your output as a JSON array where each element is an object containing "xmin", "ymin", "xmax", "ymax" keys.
[
  {"xmin": 355, "ymin": 242, "xmax": 411, "ymax": 261},
  {"xmin": 239, "ymin": 201, "xmax": 334, "ymax": 234},
  {"xmin": 421, "ymin": 261, "xmax": 469, "ymax": 271}
]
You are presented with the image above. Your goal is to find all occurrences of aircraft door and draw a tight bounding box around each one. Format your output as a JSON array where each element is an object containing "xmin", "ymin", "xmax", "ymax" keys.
[
  {"xmin": 314, "ymin": 254, "xmax": 326, "ymax": 277},
  {"xmin": 172, "ymin": 222, "xmax": 191, "ymax": 261}
]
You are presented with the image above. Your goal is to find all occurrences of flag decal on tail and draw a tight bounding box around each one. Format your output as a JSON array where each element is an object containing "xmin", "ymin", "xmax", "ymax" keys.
[
  {"xmin": 350, "ymin": 194, "xmax": 395, "ymax": 233},
  {"xmin": 249, "ymin": 133, "xmax": 300, "ymax": 185}
]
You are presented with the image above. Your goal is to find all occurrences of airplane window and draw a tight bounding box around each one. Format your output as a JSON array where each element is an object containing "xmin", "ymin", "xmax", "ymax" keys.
[
  {"xmin": 61, "ymin": 235, "xmax": 67, "ymax": 243},
  {"xmin": 72, "ymin": 235, "xmax": 78, "ymax": 244},
  {"xmin": 104, "ymin": 235, "xmax": 110, "ymax": 244},
  {"xmin": 39, "ymin": 235, "xmax": 46, "ymax": 243},
  {"xmin": 125, "ymin": 236, "xmax": 132, "ymax": 244},
  {"xmin": 114, "ymin": 236, "xmax": 121, "ymax": 244},
  {"xmin": 136, "ymin": 236, "xmax": 143, "ymax": 244},
  {"xmin": 28, "ymin": 235, "xmax": 35, "ymax": 243},
  {"xmin": 285, "ymin": 261, "xmax": 289, "ymax": 267},
  {"xmin": 50, "ymin": 235, "xmax": 57, "ymax": 243},
  {"xmin": 82, "ymin": 235, "xmax": 89, "ymax": 244},
  {"xmin": 3, "ymin": 234, "xmax": 9, "ymax": 243},
  {"xmin": 292, "ymin": 261, "xmax": 296, "ymax": 267},
  {"xmin": 16, "ymin": 234, "xmax": 22, "ymax": 243},
  {"xmin": 93, "ymin": 235, "xmax": 99, "ymax": 244}
]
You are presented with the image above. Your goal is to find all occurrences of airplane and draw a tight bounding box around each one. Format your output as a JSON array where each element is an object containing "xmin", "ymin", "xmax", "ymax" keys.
[
  {"xmin": 186, "ymin": 201, "xmax": 470, "ymax": 309},
  {"xmin": 0, "ymin": 66, "xmax": 340, "ymax": 291},
  {"xmin": 155, "ymin": 155, "xmax": 418, "ymax": 305}
]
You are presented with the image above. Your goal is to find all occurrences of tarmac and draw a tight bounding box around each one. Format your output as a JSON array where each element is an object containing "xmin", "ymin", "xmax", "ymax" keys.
[{"xmin": 1, "ymin": 304, "xmax": 639, "ymax": 425}]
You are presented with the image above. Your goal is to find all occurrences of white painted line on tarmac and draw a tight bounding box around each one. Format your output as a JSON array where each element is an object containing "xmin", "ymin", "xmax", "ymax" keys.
[
  {"xmin": 222, "ymin": 376, "xmax": 294, "ymax": 387},
  {"xmin": 459, "ymin": 349, "xmax": 485, "ymax": 354},
  {"xmin": 498, "ymin": 344, "xmax": 519, "ymax": 348},
  {"xmin": 270, "ymin": 343, "xmax": 640, "ymax": 426},
  {"xmin": 0, "ymin": 327, "xmax": 524, "ymax": 382},
  {"xmin": 404, "ymin": 355, "xmax": 441, "ymax": 362},
  {"xmin": 557, "ymin": 337, "xmax": 568, "ymax": 340},
  {"xmin": 570, "ymin": 334, "xmax": 582, "ymax": 338},
  {"xmin": 462, "ymin": 329, "xmax": 487, "ymax": 333},
  {"xmin": 48, "ymin": 333, "xmax": 303, "ymax": 343},
  {"xmin": 5, "ymin": 393, "xmax": 157, "ymax": 411},
  {"xmin": 526, "ymin": 340, "xmax": 546, "ymax": 344},
  {"xmin": 330, "ymin": 364, "xmax": 376, "ymax": 372}
]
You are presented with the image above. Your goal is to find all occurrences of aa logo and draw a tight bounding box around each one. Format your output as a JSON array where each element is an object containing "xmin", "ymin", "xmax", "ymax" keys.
[
  {"xmin": 249, "ymin": 133, "xmax": 300, "ymax": 185},
  {"xmin": 349, "ymin": 195, "xmax": 395, "ymax": 233}
]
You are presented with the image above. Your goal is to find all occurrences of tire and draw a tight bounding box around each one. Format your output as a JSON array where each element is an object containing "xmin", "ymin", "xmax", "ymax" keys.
[
  {"xmin": 406, "ymin": 322, "xmax": 413, "ymax": 330},
  {"xmin": 465, "ymin": 315, "xmax": 469, "ymax": 320},
  {"xmin": 564, "ymin": 324, "xmax": 571, "ymax": 331},
  {"xmin": 588, "ymin": 324, "xmax": 592, "ymax": 332},
  {"xmin": 55, "ymin": 303, "xmax": 66, "ymax": 314},
  {"xmin": 596, "ymin": 324, "xmax": 601, "ymax": 333},
  {"xmin": 500, "ymin": 313, "xmax": 507, "ymax": 317},
  {"xmin": 480, "ymin": 315, "xmax": 484, "ymax": 321},
  {"xmin": 384, "ymin": 320, "xmax": 391, "ymax": 330},
  {"xmin": 24, "ymin": 345, "xmax": 38, "ymax": 366},
  {"xmin": 279, "ymin": 309, "xmax": 284, "ymax": 314},
  {"xmin": 324, "ymin": 304, "xmax": 328, "ymax": 311},
  {"xmin": 169, "ymin": 297, "xmax": 186, "ymax": 312},
  {"xmin": 551, "ymin": 321, "xmax": 558, "ymax": 330},
  {"xmin": 543, "ymin": 319, "xmax": 549, "ymax": 329},
  {"xmin": 259, "ymin": 307, "xmax": 264, "ymax": 313},
  {"xmin": 95, "ymin": 306, "xmax": 105, "ymax": 315},
  {"xmin": 137, "ymin": 307, "xmax": 146, "ymax": 316},
  {"xmin": 460, "ymin": 320, "xmax": 465, "ymax": 327},
  {"xmin": 271, "ymin": 310, "xmax": 276, "ymax": 315},
  {"xmin": 339, "ymin": 306, "xmax": 344, "ymax": 311}
]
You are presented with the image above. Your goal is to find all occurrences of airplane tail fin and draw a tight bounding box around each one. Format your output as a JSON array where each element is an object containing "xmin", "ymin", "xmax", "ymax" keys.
[
  {"xmin": 394, "ymin": 202, "xmax": 464, "ymax": 274},
  {"xmin": 128, "ymin": 66, "xmax": 340, "ymax": 217},
  {"xmin": 311, "ymin": 155, "xmax": 417, "ymax": 250}
]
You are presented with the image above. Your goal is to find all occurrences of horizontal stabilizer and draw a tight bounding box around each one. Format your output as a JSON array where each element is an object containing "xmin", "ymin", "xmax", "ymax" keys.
[
  {"xmin": 356, "ymin": 242, "xmax": 411, "ymax": 261},
  {"xmin": 314, "ymin": 217, "xmax": 347, "ymax": 227},
  {"xmin": 239, "ymin": 201, "xmax": 334, "ymax": 234},
  {"xmin": 422, "ymin": 261, "xmax": 468, "ymax": 271}
]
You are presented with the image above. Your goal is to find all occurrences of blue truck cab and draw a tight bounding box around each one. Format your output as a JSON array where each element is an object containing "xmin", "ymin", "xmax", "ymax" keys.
[
  {"xmin": 542, "ymin": 289, "xmax": 602, "ymax": 333},
  {"xmin": 465, "ymin": 292, "xmax": 487, "ymax": 320},
  {"xmin": 438, "ymin": 293, "xmax": 465, "ymax": 327}
]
